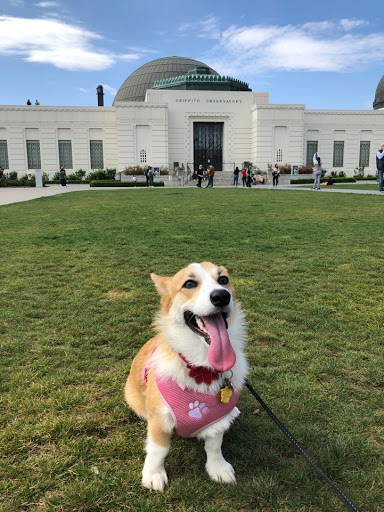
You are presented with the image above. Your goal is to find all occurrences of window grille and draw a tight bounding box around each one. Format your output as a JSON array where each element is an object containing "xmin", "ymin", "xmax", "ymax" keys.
[
  {"xmin": 58, "ymin": 140, "xmax": 73, "ymax": 169},
  {"xmin": 90, "ymin": 140, "xmax": 104, "ymax": 169},
  {"xmin": 0, "ymin": 140, "xmax": 9, "ymax": 169},
  {"xmin": 140, "ymin": 149, "xmax": 147, "ymax": 163},
  {"xmin": 359, "ymin": 141, "xmax": 370, "ymax": 168},
  {"xmin": 333, "ymin": 141, "xmax": 344, "ymax": 167},
  {"xmin": 26, "ymin": 140, "xmax": 41, "ymax": 169},
  {"xmin": 276, "ymin": 149, "xmax": 283, "ymax": 162},
  {"xmin": 306, "ymin": 141, "xmax": 318, "ymax": 165}
]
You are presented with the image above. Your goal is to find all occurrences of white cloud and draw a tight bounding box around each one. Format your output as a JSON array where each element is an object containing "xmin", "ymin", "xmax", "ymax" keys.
[
  {"xmin": 340, "ymin": 18, "xmax": 368, "ymax": 31},
  {"xmin": 118, "ymin": 54, "xmax": 141, "ymax": 61},
  {"xmin": 36, "ymin": 1, "xmax": 60, "ymax": 7},
  {"xmin": 0, "ymin": 16, "xmax": 139, "ymax": 71},
  {"xmin": 124, "ymin": 46, "xmax": 159, "ymax": 54},
  {"xmin": 101, "ymin": 84, "xmax": 117, "ymax": 96},
  {"xmin": 204, "ymin": 19, "xmax": 384, "ymax": 76},
  {"xmin": 179, "ymin": 15, "xmax": 220, "ymax": 40},
  {"xmin": 302, "ymin": 19, "xmax": 368, "ymax": 32}
]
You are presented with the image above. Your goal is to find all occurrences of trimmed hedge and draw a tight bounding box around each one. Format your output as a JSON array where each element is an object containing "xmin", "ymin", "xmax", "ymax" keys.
[
  {"xmin": 89, "ymin": 180, "xmax": 165, "ymax": 187},
  {"xmin": 291, "ymin": 177, "xmax": 356, "ymax": 184},
  {"xmin": 0, "ymin": 178, "xmax": 38, "ymax": 187}
]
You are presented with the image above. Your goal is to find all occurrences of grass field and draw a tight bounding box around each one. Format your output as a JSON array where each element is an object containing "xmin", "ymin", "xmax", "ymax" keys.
[
  {"xmin": 1, "ymin": 188, "xmax": 383, "ymax": 512},
  {"xmin": 297, "ymin": 183, "xmax": 380, "ymax": 191}
]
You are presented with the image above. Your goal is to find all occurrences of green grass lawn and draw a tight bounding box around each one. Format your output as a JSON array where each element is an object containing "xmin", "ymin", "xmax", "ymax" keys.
[
  {"xmin": 1, "ymin": 189, "xmax": 383, "ymax": 512},
  {"xmin": 299, "ymin": 183, "xmax": 380, "ymax": 191}
]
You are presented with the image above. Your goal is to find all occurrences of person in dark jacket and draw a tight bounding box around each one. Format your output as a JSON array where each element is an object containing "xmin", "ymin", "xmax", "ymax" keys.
[
  {"xmin": 59, "ymin": 166, "xmax": 67, "ymax": 187},
  {"xmin": 196, "ymin": 164, "xmax": 204, "ymax": 187},
  {"xmin": 233, "ymin": 167, "xmax": 240, "ymax": 187}
]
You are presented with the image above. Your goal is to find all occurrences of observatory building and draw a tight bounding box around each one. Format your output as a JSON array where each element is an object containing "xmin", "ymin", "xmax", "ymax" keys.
[{"xmin": 1, "ymin": 56, "xmax": 384, "ymax": 177}]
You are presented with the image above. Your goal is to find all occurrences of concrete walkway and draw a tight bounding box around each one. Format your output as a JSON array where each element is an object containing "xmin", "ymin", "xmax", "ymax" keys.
[{"xmin": 0, "ymin": 182, "xmax": 382, "ymax": 206}]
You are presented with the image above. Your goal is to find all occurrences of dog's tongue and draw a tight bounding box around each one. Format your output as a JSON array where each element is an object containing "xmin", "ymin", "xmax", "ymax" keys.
[{"xmin": 202, "ymin": 314, "xmax": 236, "ymax": 372}]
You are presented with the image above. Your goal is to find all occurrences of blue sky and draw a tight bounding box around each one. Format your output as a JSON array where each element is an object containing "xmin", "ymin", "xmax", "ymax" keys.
[{"xmin": 1, "ymin": 0, "xmax": 383, "ymax": 109}]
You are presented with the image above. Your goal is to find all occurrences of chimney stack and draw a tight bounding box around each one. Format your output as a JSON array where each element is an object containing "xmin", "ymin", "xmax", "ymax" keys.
[{"xmin": 97, "ymin": 85, "xmax": 104, "ymax": 106}]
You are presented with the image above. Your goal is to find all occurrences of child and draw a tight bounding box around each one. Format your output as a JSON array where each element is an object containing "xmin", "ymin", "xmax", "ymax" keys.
[{"xmin": 133, "ymin": 175, "xmax": 138, "ymax": 187}]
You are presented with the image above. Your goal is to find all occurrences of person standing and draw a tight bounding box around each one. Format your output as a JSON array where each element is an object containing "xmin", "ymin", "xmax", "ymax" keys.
[
  {"xmin": 147, "ymin": 166, "xmax": 154, "ymax": 187},
  {"xmin": 246, "ymin": 166, "xmax": 253, "ymax": 187},
  {"xmin": 233, "ymin": 167, "xmax": 240, "ymax": 187},
  {"xmin": 312, "ymin": 156, "xmax": 322, "ymax": 191},
  {"xmin": 196, "ymin": 164, "xmax": 204, "ymax": 187},
  {"xmin": 207, "ymin": 165, "xmax": 215, "ymax": 188},
  {"xmin": 241, "ymin": 168, "xmax": 247, "ymax": 187},
  {"xmin": 133, "ymin": 175, "xmax": 138, "ymax": 187},
  {"xmin": 272, "ymin": 164, "xmax": 280, "ymax": 187},
  {"xmin": 376, "ymin": 142, "xmax": 384, "ymax": 193},
  {"xmin": 59, "ymin": 166, "xmax": 67, "ymax": 187}
]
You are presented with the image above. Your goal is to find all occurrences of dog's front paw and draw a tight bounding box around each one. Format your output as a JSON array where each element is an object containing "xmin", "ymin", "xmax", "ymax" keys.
[
  {"xmin": 142, "ymin": 470, "xmax": 168, "ymax": 491},
  {"xmin": 206, "ymin": 459, "xmax": 236, "ymax": 484}
]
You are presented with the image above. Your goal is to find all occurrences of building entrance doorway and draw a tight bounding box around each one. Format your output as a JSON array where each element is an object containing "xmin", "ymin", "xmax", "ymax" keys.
[{"xmin": 193, "ymin": 122, "xmax": 223, "ymax": 171}]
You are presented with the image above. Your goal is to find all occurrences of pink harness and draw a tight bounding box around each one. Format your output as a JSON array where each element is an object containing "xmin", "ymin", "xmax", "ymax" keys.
[{"xmin": 142, "ymin": 351, "xmax": 240, "ymax": 438}]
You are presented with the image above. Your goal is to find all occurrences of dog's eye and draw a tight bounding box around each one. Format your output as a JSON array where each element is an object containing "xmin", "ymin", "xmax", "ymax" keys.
[
  {"xmin": 218, "ymin": 276, "xmax": 229, "ymax": 285},
  {"xmin": 183, "ymin": 280, "xmax": 198, "ymax": 289}
]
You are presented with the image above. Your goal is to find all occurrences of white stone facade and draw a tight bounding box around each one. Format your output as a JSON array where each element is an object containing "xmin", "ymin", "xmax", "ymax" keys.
[{"xmin": 1, "ymin": 89, "xmax": 383, "ymax": 178}]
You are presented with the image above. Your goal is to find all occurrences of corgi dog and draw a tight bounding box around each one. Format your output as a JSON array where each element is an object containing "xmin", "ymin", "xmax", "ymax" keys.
[{"xmin": 124, "ymin": 262, "xmax": 248, "ymax": 491}]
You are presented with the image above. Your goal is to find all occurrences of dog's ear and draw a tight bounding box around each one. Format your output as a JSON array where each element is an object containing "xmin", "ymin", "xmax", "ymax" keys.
[{"xmin": 151, "ymin": 273, "xmax": 171, "ymax": 296}]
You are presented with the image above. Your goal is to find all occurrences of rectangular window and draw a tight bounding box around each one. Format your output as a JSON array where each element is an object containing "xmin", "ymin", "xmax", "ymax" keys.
[
  {"xmin": 359, "ymin": 141, "xmax": 370, "ymax": 168},
  {"xmin": 333, "ymin": 141, "xmax": 344, "ymax": 167},
  {"xmin": 26, "ymin": 140, "xmax": 41, "ymax": 169},
  {"xmin": 58, "ymin": 140, "xmax": 73, "ymax": 169},
  {"xmin": 90, "ymin": 140, "xmax": 103, "ymax": 169},
  {"xmin": 0, "ymin": 140, "xmax": 9, "ymax": 169},
  {"xmin": 306, "ymin": 141, "xmax": 318, "ymax": 165}
]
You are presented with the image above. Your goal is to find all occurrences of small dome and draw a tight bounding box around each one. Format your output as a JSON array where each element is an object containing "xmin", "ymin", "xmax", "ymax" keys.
[
  {"xmin": 373, "ymin": 75, "xmax": 384, "ymax": 109},
  {"xmin": 113, "ymin": 56, "xmax": 219, "ymax": 103}
]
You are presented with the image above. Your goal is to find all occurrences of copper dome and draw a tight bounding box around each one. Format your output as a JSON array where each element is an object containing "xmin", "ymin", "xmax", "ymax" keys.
[{"xmin": 113, "ymin": 56, "xmax": 219, "ymax": 104}]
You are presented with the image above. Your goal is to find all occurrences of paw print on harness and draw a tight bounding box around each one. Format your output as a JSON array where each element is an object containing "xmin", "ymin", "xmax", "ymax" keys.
[{"xmin": 188, "ymin": 401, "xmax": 209, "ymax": 419}]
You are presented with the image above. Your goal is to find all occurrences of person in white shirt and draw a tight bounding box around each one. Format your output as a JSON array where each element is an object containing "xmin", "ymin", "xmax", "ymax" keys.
[{"xmin": 376, "ymin": 143, "xmax": 384, "ymax": 193}]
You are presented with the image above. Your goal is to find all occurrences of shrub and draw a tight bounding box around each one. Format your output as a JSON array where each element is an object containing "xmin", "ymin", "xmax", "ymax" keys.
[
  {"xmin": 124, "ymin": 166, "xmax": 146, "ymax": 176},
  {"xmin": 19, "ymin": 174, "xmax": 36, "ymax": 186},
  {"xmin": 354, "ymin": 166, "xmax": 365, "ymax": 179},
  {"xmin": 298, "ymin": 165, "xmax": 313, "ymax": 174},
  {"xmin": 75, "ymin": 169, "xmax": 86, "ymax": 181},
  {"xmin": 7, "ymin": 171, "xmax": 18, "ymax": 180},
  {"xmin": 278, "ymin": 163, "xmax": 291, "ymax": 174},
  {"xmin": 330, "ymin": 170, "xmax": 347, "ymax": 178},
  {"xmin": 86, "ymin": 169, "xmax": 116, "ymax": 182}
]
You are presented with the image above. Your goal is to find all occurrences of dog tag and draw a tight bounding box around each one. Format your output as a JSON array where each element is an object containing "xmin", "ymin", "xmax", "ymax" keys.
[{"xmin": 219, "ymin": 380, "xmax": 234, "ymax": 404}]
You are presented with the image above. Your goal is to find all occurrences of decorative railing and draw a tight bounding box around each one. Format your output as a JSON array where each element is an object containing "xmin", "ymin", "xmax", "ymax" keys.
[{"xmin": 153, "ymin": 74, "xmax": 250, "ymax": 90}]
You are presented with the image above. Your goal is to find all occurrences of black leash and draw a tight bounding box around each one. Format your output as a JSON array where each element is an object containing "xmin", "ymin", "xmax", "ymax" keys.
[{"xmin": 245, "ymin": 380, "xmax": 362, "ymax": 512}]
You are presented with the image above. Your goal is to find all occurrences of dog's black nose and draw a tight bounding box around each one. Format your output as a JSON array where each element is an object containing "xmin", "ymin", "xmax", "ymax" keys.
[{"xmin": 210, "ymin": 289, "xmax": 231, "ymax": 307}]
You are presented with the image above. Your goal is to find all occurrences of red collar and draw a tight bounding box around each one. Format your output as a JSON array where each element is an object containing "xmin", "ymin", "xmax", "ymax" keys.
[{"xmin": 179, "ymin": 353, "xmax": 220, "ymax": 385}]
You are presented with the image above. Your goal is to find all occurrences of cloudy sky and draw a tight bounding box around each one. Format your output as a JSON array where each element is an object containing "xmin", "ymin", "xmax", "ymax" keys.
[{"xmin": 1, "ymin": 0, "xmax": 383, "ymax": 108}]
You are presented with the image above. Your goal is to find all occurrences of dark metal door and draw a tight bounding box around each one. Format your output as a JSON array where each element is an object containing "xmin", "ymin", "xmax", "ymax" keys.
[{"xmin": 193, "ymin": 122, "xmax": 223, "ymax": 171}]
